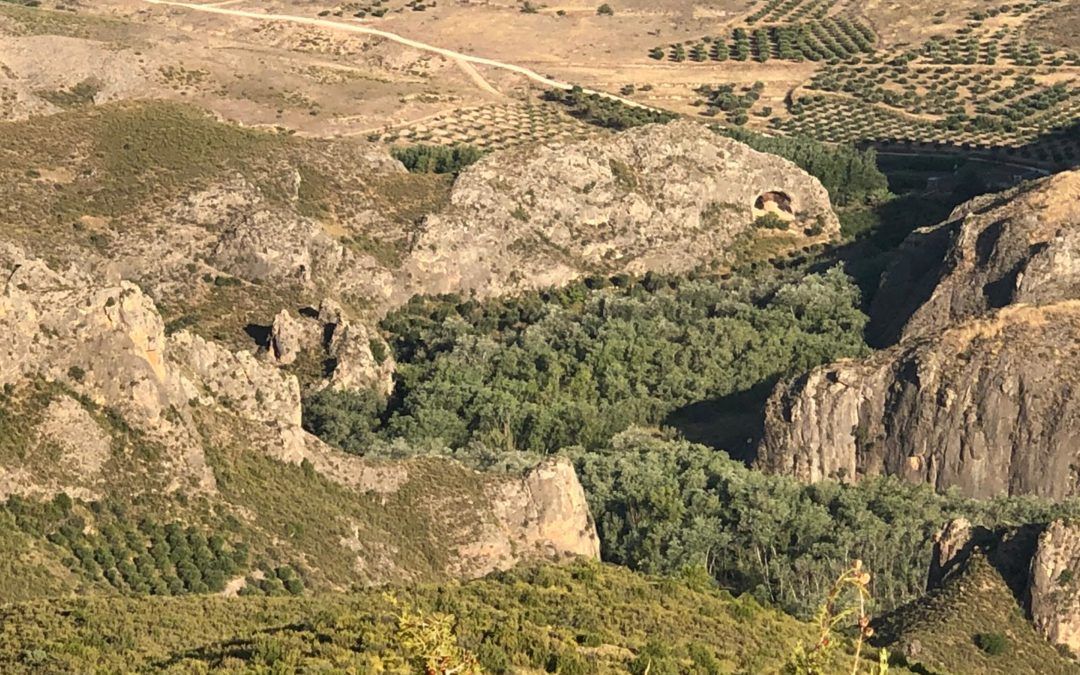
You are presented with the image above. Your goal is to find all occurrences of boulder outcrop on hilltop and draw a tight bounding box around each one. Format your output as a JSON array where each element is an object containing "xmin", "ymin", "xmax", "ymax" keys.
[{"xmin": 394, "ymin": 120, "xmax": 839, "ymax": 302}]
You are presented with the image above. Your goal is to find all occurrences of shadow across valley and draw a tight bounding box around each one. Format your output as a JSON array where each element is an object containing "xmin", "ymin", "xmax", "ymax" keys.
[{"xmin": 664, "ymin": 380, "xmax": 776, "ymax": 465}]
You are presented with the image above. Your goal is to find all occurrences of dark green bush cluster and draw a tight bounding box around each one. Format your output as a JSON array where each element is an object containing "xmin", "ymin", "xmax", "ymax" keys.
[
  {"xmin": 302, "ymin": 387, "xmax": 385, "ymax": 455},
  {"xmin": 5, "ymin": 496, "xmax": 248, "ymax": 595},
  {"xmin": 390, "ymin": 144, "xmax": 485, "ymax": 175},
  {"xmin": 697, "ymin": 82, "xmax": 763, "ymax": 125},
  {"xmin": 239, "ymin": 563, "xmax": 305, "ymax": 596},
  {"xmin": 721, "ymin": 127, "xmax": 890, "ymax": 207},
  {"xmin": 754, "ymin": 212, "xmax": 790, "ymax": 230},
  {"xmin": 653, "ymin": 18, "xmax": 876, "ymax": 64},
  {"xmin": 542, "ymin": 87, "xmax": 675, "ymax": 130},
  {"xmin": 359, "ymin": 267, "xmax": 866, "ymax": 454},
  {"xmin": 974, "ymin": 632, "xmax": 1008, "ymax": 655},
  {"xmin": 566, "ymin": 430, "xmax": 1080, "ymax": 618}
]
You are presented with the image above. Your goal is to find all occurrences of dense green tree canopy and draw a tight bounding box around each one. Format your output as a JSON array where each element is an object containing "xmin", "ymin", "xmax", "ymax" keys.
[
  {"xmin": 390, "ymin": 143, "xmax": 485, "ymax": 175},
  {"xmin": 352, "ymin": 267, "xmax": 868, "ymax": 454},
  {"xmin": 721, "ymin": 128, "xmax": 891, "ymax": 207}
]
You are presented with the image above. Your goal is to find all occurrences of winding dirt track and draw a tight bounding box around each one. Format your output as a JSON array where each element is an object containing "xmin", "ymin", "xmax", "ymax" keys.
[{"xmin": 144, "ymin": 0, "xmax": 664, "ymax": 111}]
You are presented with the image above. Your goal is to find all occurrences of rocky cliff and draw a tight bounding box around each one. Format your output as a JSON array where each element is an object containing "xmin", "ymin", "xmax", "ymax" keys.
[
  {"xmin": 920, "ymin": 518, "xmax": 1080, "ymax": 658},
  {"xmin": 759, "ymin": 171, "xmax": 1080, "ymax": 499},
  {"xmin": 759, "ymin": 301, "xmax": 1080, "ymax": 498},
  {"xmin": 870, "ymin": 171, "xmax": 1080, "ymax": 346},
  {"xmin": 0, "ymin": 101, "xmax": 838, "ymax": 588},
  {"xmin": 0, "ymin": 245, "xmax": 598, "ymax": 586},
  {"xmin": 394, "ymin": 120, "xmax": 839, "ymax": 302}
]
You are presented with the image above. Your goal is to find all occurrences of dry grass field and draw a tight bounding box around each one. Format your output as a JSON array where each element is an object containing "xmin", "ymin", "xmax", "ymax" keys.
[{"xmin": 0, "ymin": 0, "xmax": 1076, "ymax": 164}]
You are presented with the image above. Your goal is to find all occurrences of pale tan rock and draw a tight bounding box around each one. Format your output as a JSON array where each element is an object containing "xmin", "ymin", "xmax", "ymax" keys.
[
  {"xmin": 1031, "ymin": 520, "xmax": 1080, "ymax": 654},
  {"xmin": 326, "ymin": 320, "xmax": 395, "ymax": 396},
  {"xmin": 452, "ymin": 457, "xmax": 601, "ymax": 578},
  {"xmin": 168, "ymin": 329, "xmax": 302, "ymax": 427},
  {"xmin": 268, "ymin": 309, "xmax": 306, "ymax": 366},
  {"xmin": 393, "ymin": 120, "xmax": 838, "ymax": 303}
]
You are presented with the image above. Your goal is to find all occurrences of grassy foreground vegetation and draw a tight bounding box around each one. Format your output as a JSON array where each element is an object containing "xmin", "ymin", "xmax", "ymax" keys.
[{"xmin": 0, "ymin": 559, "xmax": 874, "ymax": 673}]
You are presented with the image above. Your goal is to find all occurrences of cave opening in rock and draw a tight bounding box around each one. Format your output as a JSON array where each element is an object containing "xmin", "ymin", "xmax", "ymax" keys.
[{"xmin": 753, "ymin": 191, "xmax": 796, "ymax": 220}]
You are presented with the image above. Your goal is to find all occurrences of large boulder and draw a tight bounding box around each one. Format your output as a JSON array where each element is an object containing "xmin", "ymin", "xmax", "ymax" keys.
[{"xmin": 393, "ymin": 120, "xmax": 838, "ymax": 302}]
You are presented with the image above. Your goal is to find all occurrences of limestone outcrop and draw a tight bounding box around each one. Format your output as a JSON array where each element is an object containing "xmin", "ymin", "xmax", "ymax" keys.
[
  {"xmin": 870, "ymin": 170, "xmax": 1080, "ymax": 346},
  {"xmin": 759, "ymin": 171, "xmax": 1080, "ymax": 499},
  {"xmin": 393, "ymin": 120, "xmax": 838, "ymax": 302},
  {"xmin": 759, "ymin": 301, "xmax": 1080, "ymax": 498},
  {"xmin": 0, "ymin": 246, "xmax": 598, "ymax": 582},
  {"xmin": 454, "ymin": 457, "xmax": 601, "ymax": 577},
  {"xmin": 1032, "ymin": 520, "xmax": 1080, "ymax": 654},
  {"xmin": 264, "ymin": 302, "xmax": 395, "ymax": 396}
]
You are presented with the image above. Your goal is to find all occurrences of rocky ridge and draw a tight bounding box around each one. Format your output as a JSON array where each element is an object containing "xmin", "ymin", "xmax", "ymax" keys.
[
  {"xmin": 759, "ymin": 171, "xmax": 1080, "ymax": 499},
  {"xmin": 0, "ymin": 243, "xmax": 598, "ymax": 583},
  {"xmin": 870, "ymin": 170, "xmax": 1080, "ymax": 346},
  {"xmin": 0, "ymin": 104, "xmax": 841, "ymax": 586}
]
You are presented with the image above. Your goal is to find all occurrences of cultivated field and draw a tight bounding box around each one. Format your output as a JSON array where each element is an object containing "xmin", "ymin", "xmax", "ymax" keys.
[{"xmin": 0, "ymin": 0, "xmax": 1076, "ymax": 165}]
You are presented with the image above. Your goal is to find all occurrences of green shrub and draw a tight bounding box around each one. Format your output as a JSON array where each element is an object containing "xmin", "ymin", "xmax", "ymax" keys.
[
  {"xmin": 543, "ymin": 87, "xmax": 674, "ymax": 130},
  {"xmin": 391, "ymin": 144, "xmax": 484, "ymax": 175},
  {"xmin": 754, "ymin": 212, "xmax": 790, "ymax": 230},
  {"xmin": 301, "ymin": 388, "xmax": 386, "ymax": 455},
  {"xmin": 974, "ymin": 632, "xmax": 1008, "ymax": 655}
]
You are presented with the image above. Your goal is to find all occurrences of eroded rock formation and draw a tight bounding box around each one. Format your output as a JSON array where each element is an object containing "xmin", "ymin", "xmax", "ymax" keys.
[
  {"xmin": 0, "ymin": 246, "xmax": 597, "ymax": 581},
  {"xmin": 394, "ymin": 120, "xmax": 838, "ymax": 302},
  {"xmin": 760, "ymin": 171, "xmax": 1080, "ymax": 499}
]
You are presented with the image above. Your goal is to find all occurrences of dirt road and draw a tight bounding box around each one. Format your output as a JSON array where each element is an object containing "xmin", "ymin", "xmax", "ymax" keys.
[{"xmin": 143, "ymin": 0, "xmax": 665, "ymax": 111}]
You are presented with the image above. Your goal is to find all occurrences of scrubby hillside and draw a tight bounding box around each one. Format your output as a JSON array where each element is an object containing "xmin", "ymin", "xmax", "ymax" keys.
[
  {"xmin": 0, "ymin": 241, "xmax": 599, "ymax": 593},
  {"xmin": 0, "ymin": 99, "xmax": 856, "ymax": 594},
  {"xmin": 874, "ymin": 555, "xmax": 1078, "ymax": 675},
  {"xmin": 0, "ymin": 560, "xmax": 884, "ymax": 674}
]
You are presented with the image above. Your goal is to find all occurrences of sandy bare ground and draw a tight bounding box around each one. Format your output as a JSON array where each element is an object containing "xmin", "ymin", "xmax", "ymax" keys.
[{"xmin": 144, "ymin": 0, "xmax": 667, "ymax": 112}]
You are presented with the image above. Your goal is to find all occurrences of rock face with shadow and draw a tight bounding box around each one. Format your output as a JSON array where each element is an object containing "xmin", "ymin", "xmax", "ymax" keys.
[
  {"xmin": 873, "ymin": 518, "xmax": 1080, "ymax": 674},
  {"xmin": 758, "ymin": 171, "xmax": 1080, "ymax": 499},
  {"xmin": 922, "ymin": 518, "xmax": 1080, "ymax": 657},
  {"xmin": 869, "ymin": 170, "xmax": 1080, "ymax": 346}
]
